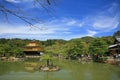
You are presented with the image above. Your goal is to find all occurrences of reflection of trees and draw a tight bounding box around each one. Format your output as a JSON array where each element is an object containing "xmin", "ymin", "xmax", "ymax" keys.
[{"xmin": 0, "ymin": 62, "xmax": 25, "ymax": 75}]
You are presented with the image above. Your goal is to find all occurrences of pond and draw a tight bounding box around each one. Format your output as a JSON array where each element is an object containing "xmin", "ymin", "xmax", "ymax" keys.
[{"xmin": 0, "ymin": 60, "xmax": 120, "ymax": 80}]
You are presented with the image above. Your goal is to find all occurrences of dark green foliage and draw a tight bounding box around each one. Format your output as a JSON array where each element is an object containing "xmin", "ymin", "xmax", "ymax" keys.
[
  {"xmin": 41, "ymin": 39, "xmax": 66, "ymax": 46},
  {"xmin": 67, "ymin": 40, "xmax": 86, "ymax": 59},
  {"xmin": 89, "ymin": 38, "xmax": 108, "ymax": 54},
  {"xmin": 101, "ymin": 36, "xmax": 114, "ymax": 45},
  {"xmin": 0, "ymin": 38, "xmax": 30, "ymax": 57},
  {"xmin": 113, "ymin": 30, "xmax": 120, "ymax": 38},
  {"xmin": 0, "ymin": 35, "xmax": 114, "ymax": 59},
  {"xmin": 80, "ymin": 36, "xmax": 94, "ymax": 44}
]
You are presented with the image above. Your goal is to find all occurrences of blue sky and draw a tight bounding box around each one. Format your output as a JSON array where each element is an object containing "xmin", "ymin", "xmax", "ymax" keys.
[{"xmin": 0, "ymin": 0, "xmax": 120, "ymax": 40}]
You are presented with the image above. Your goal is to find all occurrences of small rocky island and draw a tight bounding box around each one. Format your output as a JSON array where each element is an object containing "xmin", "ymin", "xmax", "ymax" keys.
[
  {"xmin": 40, "ymin": 65, "xmax": 60, "ymax": 72},
  {"xmin": 39, "ymin": 59, "xmax": 60, "ymax": 72}
]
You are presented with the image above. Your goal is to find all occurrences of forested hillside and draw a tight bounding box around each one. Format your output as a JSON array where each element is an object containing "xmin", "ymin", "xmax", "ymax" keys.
[{"xmin": 0, "ymin": 36, "xmax": 114, "ymax": 59}]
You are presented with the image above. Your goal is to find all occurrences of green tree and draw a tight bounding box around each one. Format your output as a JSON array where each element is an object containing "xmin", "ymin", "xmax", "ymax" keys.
[
  {"xmin": 41, "ymin": 53, "xmax": 52, "ymax": 66},
  {"xmin": 89, "ymin": 38, "xmax": 108, "ymax": 55},
  {"xmin": 101, "ymin": 36, "xmax": 114, "ymax": 45},
  {"xmin": 0, "ymin": 44, "xmax": 6, "ymax": 56},
  {"xmin": 67, "ymin": 40, "xmax": 88, "ymax": 59}
]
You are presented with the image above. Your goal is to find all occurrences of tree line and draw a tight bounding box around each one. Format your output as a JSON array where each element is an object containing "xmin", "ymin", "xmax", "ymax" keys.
[{"xmin": 0, "ymin": 36, "xmax": 114, "ymax": 60}]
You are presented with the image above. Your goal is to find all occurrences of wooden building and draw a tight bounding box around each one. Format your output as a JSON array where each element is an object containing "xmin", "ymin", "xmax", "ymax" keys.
[
  {"xmin": 108, "ymin": 34, "xmax": 120, "ymax": 55},
  {"xmin": 108, "ymin": 31, "xmax": 120, "ymax": 65},
  {"xmin": 24, "ymin": 41, "xmax": 44, "ymax": 58},
  {"xmin": 109, "ymin": 43, "xmax": 120, "ymax": 55}
]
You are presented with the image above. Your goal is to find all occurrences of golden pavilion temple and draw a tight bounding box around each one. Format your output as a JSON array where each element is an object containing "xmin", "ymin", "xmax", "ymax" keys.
[{"xmin": 24, "ymin": 41, "xmax": 44, "ymax": 58}]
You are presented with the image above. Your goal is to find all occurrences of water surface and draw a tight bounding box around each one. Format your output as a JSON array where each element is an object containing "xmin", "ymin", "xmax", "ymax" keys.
[{"xmin": 0, "ymin": 61, "xmax": 120, "ymax": 80}]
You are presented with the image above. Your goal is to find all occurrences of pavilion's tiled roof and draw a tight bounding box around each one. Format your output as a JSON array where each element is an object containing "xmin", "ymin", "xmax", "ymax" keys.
[{"xmin": 24, "ymin": 41, "xmax": 44, "ymax": 52}]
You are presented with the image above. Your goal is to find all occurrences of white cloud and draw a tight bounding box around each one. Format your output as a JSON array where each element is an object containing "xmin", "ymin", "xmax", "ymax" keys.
[
  {"xmin": 0, "ymin": 18, "xmax": 73, "ymax": 40},
  {"xmin": 66, "ymin": 20, "xmax": 76, "ymax": 26},
  {"xmin": 0, "ymin": 25, "xmax": 54, "ymax": 34},
  {"xmin": 86, "ymin": 30, "xmax": 97, "ymax": 37},
  {"xmin": 5, "ymin": 0, "xmax": 21, "ymax": 3},
  {"xmin": 0, "ymin": 23, "xmax": 60, "ymax": 35},
  {"xmin": 91, "ymin": 3, "xmax": 120, "ymax": 31},
  {"xmin": 50, "ymin": 18, "xmax": 84, "ymax": 27},
  {"xmin": 93, "ymin": 16, "xmax": 119, "ymax": 31},
  {"xmin": 78, "ymin": 2, "xmax": 120, "ymax": 32},
  {"xmin": 0, "ymin": 18, "xmax": 86, "ymax": 40},
  {"xmin": 5, "ymin": 0, "xmax": 33, "ymax": 3},
  {"xmin": 108, "ymin": 3, "xmax": 119, "ymax": 13}
]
